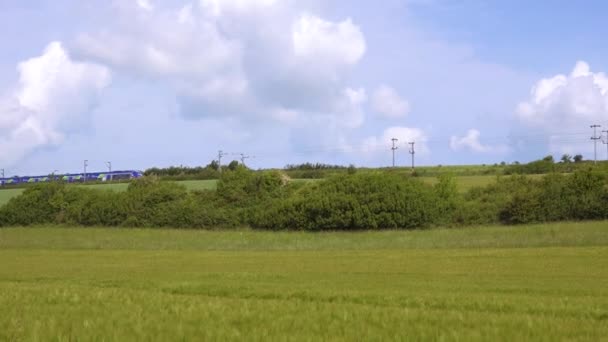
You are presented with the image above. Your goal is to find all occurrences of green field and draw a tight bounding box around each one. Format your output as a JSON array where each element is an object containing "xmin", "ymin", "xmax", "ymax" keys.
[
  {"xmin": 0, "ymin": 188, "xmax": 23, "ymax": 206},
  {"xmin": 1, "ymin": 222, "xmax": 607, "ymax": 340}
]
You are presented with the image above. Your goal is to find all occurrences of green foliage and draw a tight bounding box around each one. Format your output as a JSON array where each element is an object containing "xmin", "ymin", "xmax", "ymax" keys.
[
  {"xmin": 250, "ymin": 173, "xmax": 447, "ymax": 230},
  {"xmin": 459, "ymin": 170, "xmax": 608, "ymax": 225},
  {"xmin": 216, "ymin": 167, "xmax": 286, "ymax": 206},
  {"xmin": 1, "ymin": 168, "xmax": 608, "ymax": 230},
  {"xmin": 227, "ymin": 160, "xmax": 240, "ymax": 171},
  {"xmin": 144, "ymin": 164, "xmax": 220, "ymax": 180},
  {"xmin": 433, "ymin": 173, "xmax": 459, "ymax": 224},
  {"xmin": 505, "ymin": 156, "xmax": 556, "ymax": 175},
  {"xmin": 0, "ymin": 182, "xmax": 67, "ymax": 226}
]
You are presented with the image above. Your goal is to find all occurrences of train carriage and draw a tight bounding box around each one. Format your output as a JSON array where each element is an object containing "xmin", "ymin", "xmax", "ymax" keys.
[{"xmin": 0, "ymin": 170, "xmax": 143, "ymax": 186}]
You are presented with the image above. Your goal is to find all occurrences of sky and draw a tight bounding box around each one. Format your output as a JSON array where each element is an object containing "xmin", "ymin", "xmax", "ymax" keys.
[{"xmin": 1, "ymin": 0, "xmax": 608, "ymax": 175}]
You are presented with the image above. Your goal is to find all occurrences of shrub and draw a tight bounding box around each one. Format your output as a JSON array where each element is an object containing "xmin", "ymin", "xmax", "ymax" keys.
[
  {"xmin": 62, "ymin": 188, "xmax": 127, "ymax": 226},
  {"xmin": 456, "ymin": 175, "xmax": 535, "ymax": 225},
  {"xmin": 251, "ymin": 173, "xmax": 442, "ymax": 230},
  {"xmin": 0, "ymin": 183, "xmax": 67, "ymax": 226},
  {"xmin": 2, "ymin": 168, "xmax": 607, "ymax": 230}
]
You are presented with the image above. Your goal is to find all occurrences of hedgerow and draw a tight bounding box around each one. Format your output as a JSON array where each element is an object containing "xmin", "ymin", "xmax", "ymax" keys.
[{"xmin": 1, "ymin": 168, "xmax": 607, "ymax": 229}]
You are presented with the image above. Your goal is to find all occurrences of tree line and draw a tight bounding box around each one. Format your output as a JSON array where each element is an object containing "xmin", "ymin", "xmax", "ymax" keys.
[{"xmin": 1, "ymin": 166, "xmax": 607, "ymax": 229}]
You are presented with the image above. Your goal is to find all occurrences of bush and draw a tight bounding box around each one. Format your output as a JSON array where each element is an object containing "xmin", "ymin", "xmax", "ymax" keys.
[
  {"xmin": 455, "ymin": 175, "xmax": 536, "ymax": 225},
  {"xmin": 2, "ymin": 168, "xmax": 607, "ymax": 230},
  {"xmin": 468, "ymin": 170, "xmax": 608, "ymax": 225},
  {"xmin": 0, "ymin": 183, "xmax": 67, "ymax": 226},
  {"xmin": 250, "ymin": 173, "xmax": 445, "ymax": 230},
  {"xmin": 217, "ymin": 167, "xmax": 287, "ymax": 206},
  {"xmin": 62, "ymin": 188, "xmax": 127, "ymax": 226}
]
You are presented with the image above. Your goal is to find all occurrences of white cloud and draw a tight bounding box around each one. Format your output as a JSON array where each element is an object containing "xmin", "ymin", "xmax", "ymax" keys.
[
  {"xmin": 73, "ymin": 1, "xmax": 367, "ymax": 131},
  {"xmin": 371, "ymin": 85, "xmax": 410, "ymax": 118},
  {"xmin": 362, "ymin": 126, "xmax": 429, "ymax": 156},
  {"xmin": 516, "ymin": 61, "xmax": 608, "ymax": 127},
  {"xmin": 136, "ymin": 0, "xmax": 154, "ymax": 11},
  {"xmin": 0, "ymin": 42, "xmax": 110, "ymax": 166},
  {"xmin": 292, "ymin": 14, "xmax": 365, "ymax": 66},
  {"xmin": 515, "ymin": 61, "xmax": 608, "ymax": 155},
  {"xmin": 450, "ymin": 129, "xmax": 509, "ymax": 154}
]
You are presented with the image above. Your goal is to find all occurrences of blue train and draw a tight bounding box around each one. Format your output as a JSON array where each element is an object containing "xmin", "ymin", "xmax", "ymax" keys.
[{"xmin": 0, "ymin": 170, "xmax": 143, "ymax": 186}]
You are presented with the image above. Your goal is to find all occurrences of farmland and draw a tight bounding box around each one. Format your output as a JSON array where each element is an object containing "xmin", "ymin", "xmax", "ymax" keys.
[{"xmin": 0, "ymin": 222, "xmax": 607, "ymax": 340}]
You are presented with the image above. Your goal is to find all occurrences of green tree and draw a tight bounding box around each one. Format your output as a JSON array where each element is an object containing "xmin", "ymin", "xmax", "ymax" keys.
[{"xmin": 228, "ymin": 160, "xmax": 240, "ymax": 171}]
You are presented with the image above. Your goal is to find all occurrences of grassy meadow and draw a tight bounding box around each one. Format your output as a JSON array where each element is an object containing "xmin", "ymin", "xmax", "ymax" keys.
[{"xmin": 1, "ymin": 222, "xmax": 607, "ymax": 340}]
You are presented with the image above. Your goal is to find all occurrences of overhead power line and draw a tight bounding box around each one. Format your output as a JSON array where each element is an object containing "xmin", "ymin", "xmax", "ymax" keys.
[
  {"xmin": 391, "ymin": 138, "xmax": 398, "ymax": 168},
  {"xmin": 591, "ymin": 125, "xmax": 602, "ymax": 164},
  {"xmin": 603, "ymin": 130, "xmax": 608, "ymax": 161},
  {"xmin": 408, "ymin": 142, "xmax": 416, "ymax": 172}
]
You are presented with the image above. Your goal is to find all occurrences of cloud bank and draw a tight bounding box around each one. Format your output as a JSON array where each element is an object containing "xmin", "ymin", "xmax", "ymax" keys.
[
  {"xmin": 74, "ymin": 0, "xmax": 367, "ymax": 129},
  {"xmin": 0, "ymin": 42, "xmax": 110, "ymax": 166},
  {"xmin": 516, "ymin": 61, "xmax": 608, "ymax": 154}
]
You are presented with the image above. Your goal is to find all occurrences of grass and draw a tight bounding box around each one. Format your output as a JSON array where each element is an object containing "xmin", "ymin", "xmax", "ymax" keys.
[
  {"xmin": 1, "ymin": 222, "xmax": 607, "ymax": 340},
  {"xmin": 0, "ymin": 188, "xmax": 23, "ymax": 207},
  {"xmin": 420, "ymin": 175, "xmax": 497, "ymax": 192}
]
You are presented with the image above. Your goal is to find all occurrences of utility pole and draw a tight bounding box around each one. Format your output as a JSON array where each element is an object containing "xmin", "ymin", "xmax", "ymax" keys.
[
  {"xmin": 603, "ymin": 130, "xmax": 608, "ymax": 161},
  {"xmin": 391, "ymin": 138, "xmax": 398, "ymax": 168},
  {"xmin": 591, "ymin": 125, "xmax": 602, "ymax": 164},
  {"xmin": 240, "ymin": 153, "xmax": 250, "ymax": 166},
  {"xmin": 218, "ymin": 150, "xmax": 225, "ymax": 173},
  {"xmin": 1, "ymin": 168, "xmax": 4, "ymax": 179},
  {"xmin": 106, "ymin": 161, "xmax": 112, "ymax": 181},
  {"xmin": 83, "ymin": 160, "xmax": 88, "ymax": 182},
  {"xmin": 408, "ymin": 142, "xmax": 416, "ymax": 172}
]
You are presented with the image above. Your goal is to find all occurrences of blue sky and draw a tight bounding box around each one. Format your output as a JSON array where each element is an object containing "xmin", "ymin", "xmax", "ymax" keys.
[{"xmin": 1, "ymin": 0, "xmax": 608, "ymax": 175}]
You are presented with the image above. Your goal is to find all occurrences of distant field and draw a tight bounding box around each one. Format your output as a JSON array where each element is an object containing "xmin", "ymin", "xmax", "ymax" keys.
[
  {"xmin": 420, "ymin": 174, "xmax": 545, "ymax": 193},
  {"xmin": 420, "ymin": 175, "xmax": 496, "ymax": 192},
  {"xmin": 0, "ymin": 222, "xmax": 606, "ymax": 340},
  {"xmin": 0, "ymin": 188, "xmax": 22, "ymax": 207}
]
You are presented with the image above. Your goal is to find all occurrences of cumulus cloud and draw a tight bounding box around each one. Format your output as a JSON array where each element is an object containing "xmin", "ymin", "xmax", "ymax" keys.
[
  {"xmin": 515, "ymin": 61, "xmax": 608, "ymax": 154},
  {"xmin": 450, "ymin": 129, "xmax": 509, "ymax": 154},
  {"xmin": 516, "ymin": 61, "xmax": 608, "ymax": 127},
  {"xmin": 136, "ymin": 0, "xmax": 153, "ymax": 11},
  {"xmin": 292, "ymin": 14, "xmax": 365, "ymax": 66},
  {"xmin": 73, "ymin": 0, "xmax": 367, "ymax": 133},
  {"xmin": 371, "ymin": 85, "xmax": 410, "ymax": 118},
  {"xmin": 362, "ymin": 126, "xmax": 429, "ymax": 155},
  {"xmin": 0, "ymin": 42, "xmax": 110, "ymax": 166}
]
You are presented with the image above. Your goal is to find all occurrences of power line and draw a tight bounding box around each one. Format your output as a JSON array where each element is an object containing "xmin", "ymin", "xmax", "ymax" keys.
[
  {"xmin": 391, "ymin": 138, "xmax": 398, "ymax": 168},
  {"xmin": 83, "ymin": 160, "xmax": 88, "ymax": 183},
  {"xmin": 240, "ymin": 153, "xmax": 252, "ymax": 166},
  {"xmin": 217, "ymin": 150, "xmax": 225, "ymax": 173},
  {"xmin": 408, "ymin": 142, "xmax": 416, "ymax": 172},
  {"xmin": 591, "ymin": 124, "xmax": 602, "ymax": 164},
  {"xmin": 106, "ymin": 161, "xmax": 112, "ymax": 181},
  {"xmin": 603, "ymin": 130, "xmax": 608, "ymax": 161}
]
